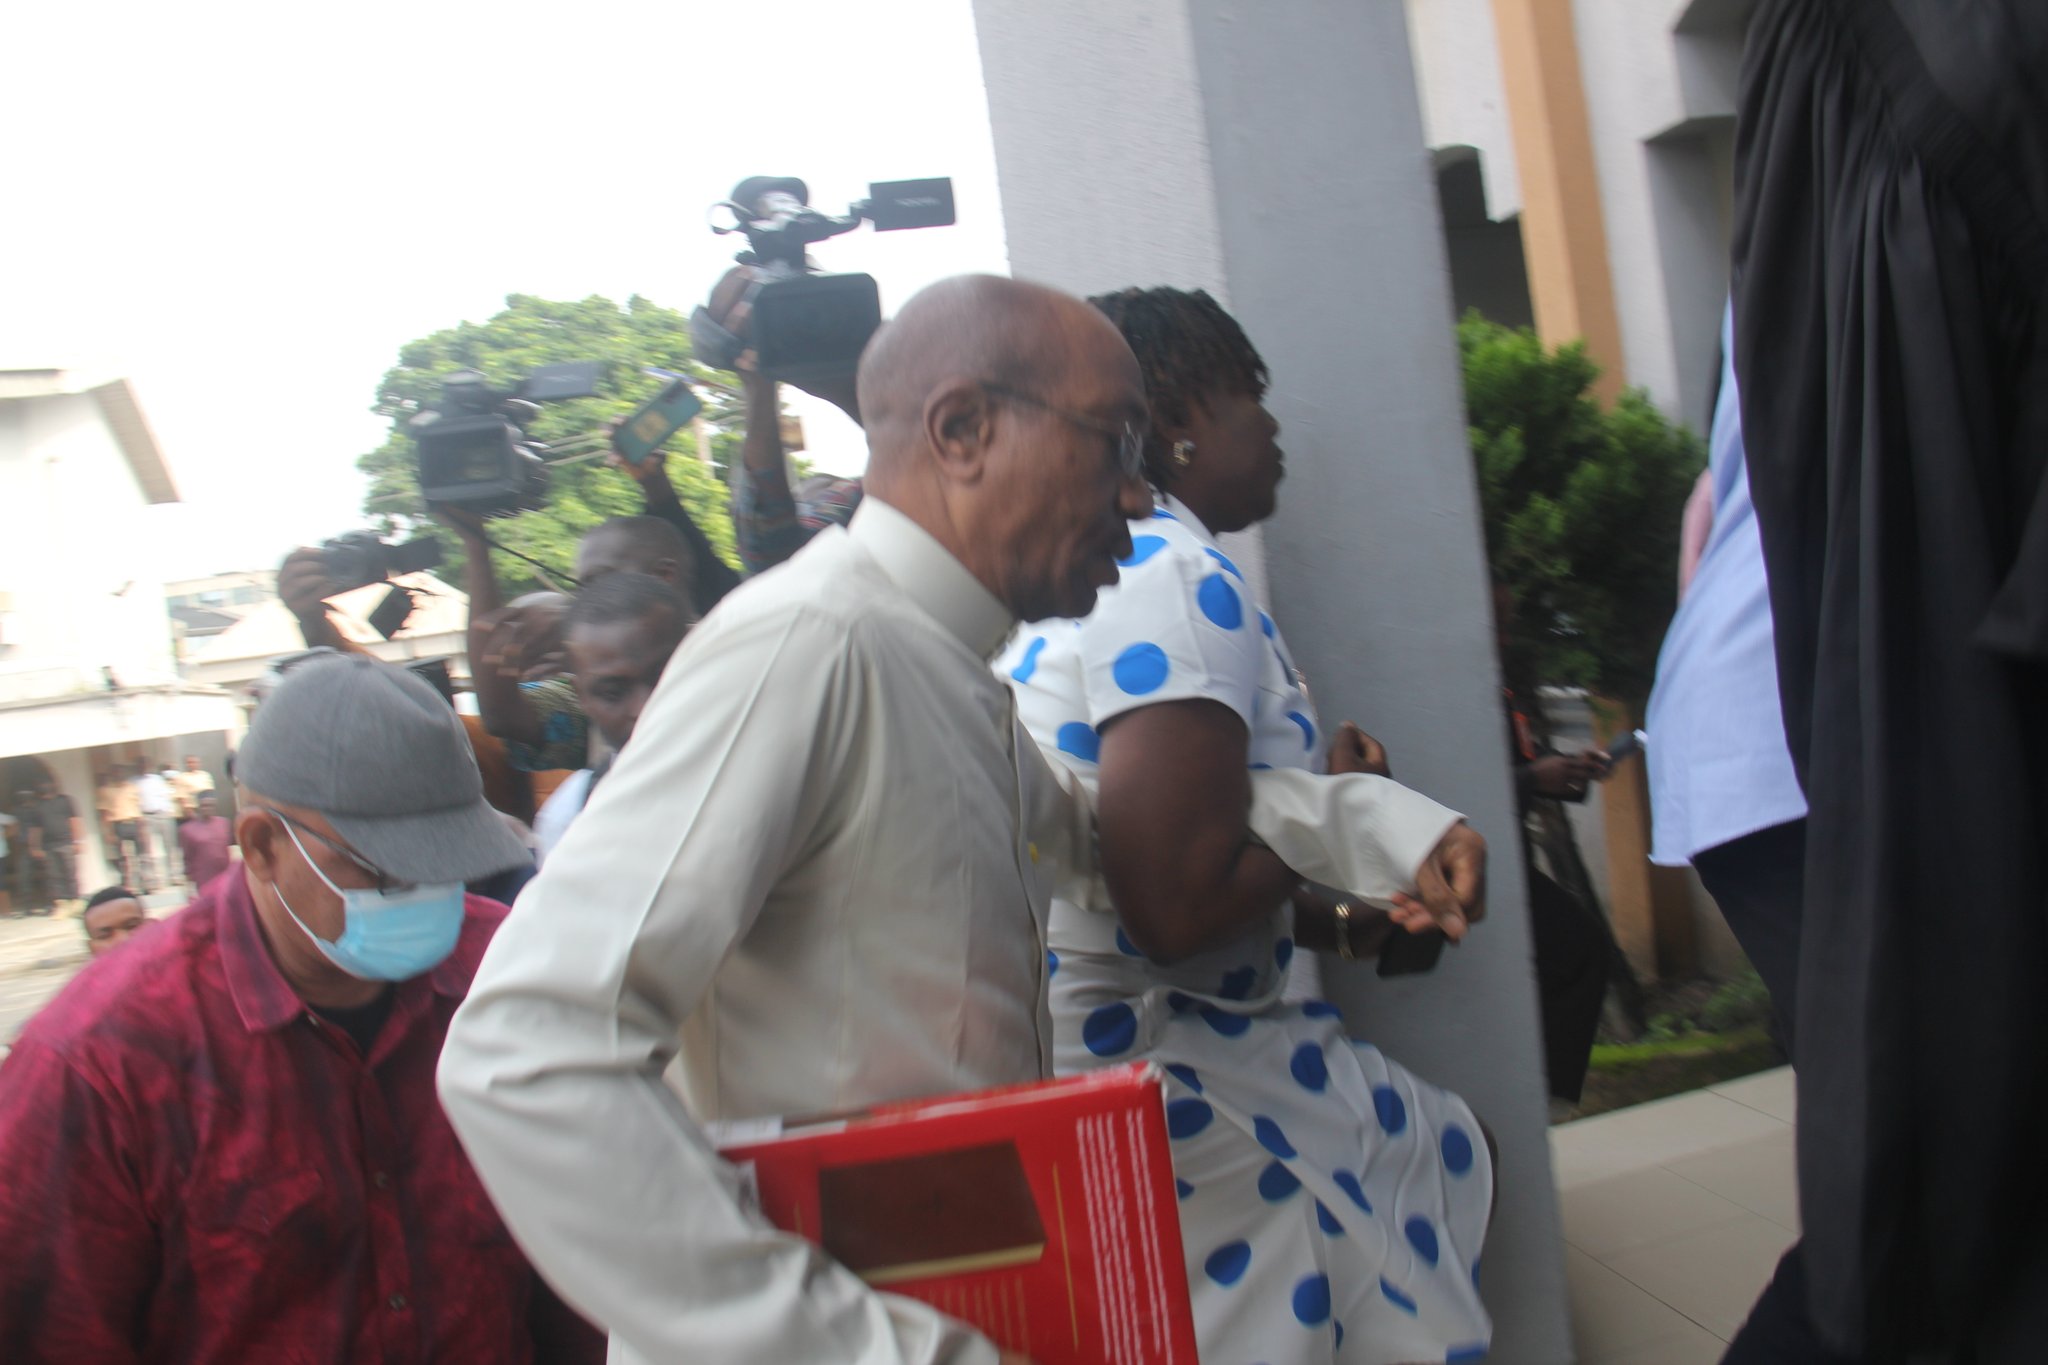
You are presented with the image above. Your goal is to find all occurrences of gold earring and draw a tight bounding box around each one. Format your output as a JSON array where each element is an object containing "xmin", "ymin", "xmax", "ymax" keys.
[{"xmin": 1171, "ymin": 440, "xmax": 1195, "ymax": 469}]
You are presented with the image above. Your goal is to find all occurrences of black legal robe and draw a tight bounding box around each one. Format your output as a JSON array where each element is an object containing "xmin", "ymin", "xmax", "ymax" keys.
[{"xmin": 1732, "ymin": 0, "xmax": 2048, "ymax": 1357}]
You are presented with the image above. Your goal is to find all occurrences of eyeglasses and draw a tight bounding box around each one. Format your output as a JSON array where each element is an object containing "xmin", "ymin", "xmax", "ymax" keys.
[
  {"xmin": 981, "ymin": 382, "xmax": 1149, "ymax": 484},
  {"xmin": 256, "ymin": 807, "xmax": 410, "ymax": 895}
]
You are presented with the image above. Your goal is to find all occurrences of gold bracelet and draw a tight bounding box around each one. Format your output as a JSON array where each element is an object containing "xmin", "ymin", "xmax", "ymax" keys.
[{"xmin": 1333, "ymin": 900, "xmax": 1357, "ymax": 960}]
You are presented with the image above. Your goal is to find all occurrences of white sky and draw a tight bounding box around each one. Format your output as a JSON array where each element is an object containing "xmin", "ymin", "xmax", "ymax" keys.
[{"xmin": 1, "ymin": 0, "xmax": 1010, "ymax": 580}]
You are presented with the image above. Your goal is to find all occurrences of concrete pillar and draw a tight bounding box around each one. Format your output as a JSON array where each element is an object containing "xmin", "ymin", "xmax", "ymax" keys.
[
  {"xmin": 1490, "ymin": 0, "xmax": 1629, "ymax": 404},
  {"xmin": 972, "ymin": 2, "xmax": 1571, "ymax": 1359}
]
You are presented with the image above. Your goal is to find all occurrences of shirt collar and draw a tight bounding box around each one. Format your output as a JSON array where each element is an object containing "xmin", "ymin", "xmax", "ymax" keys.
[
  {"xmin": 848, "ymin": 496, "xmax": 1015, "ymax": 660},
  {"xmin": 216, "ymin": 869, "xmax": 472, "ymax": 1035}
]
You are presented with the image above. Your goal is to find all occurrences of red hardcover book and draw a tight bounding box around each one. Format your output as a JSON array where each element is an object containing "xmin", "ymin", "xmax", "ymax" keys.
[{"xmin": 718, "ymin": 1062, "xmax": 1198, "ymax": 1365}]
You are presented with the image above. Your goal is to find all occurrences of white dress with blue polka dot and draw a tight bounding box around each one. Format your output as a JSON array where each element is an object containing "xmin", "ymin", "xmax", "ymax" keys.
[{"xmin": 995, "ymin": 495, "xmax": 1494, "ymax": 1365}]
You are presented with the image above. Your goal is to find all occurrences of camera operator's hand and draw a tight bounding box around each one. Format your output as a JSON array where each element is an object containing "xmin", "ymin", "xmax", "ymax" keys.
[
  {"xmin": 278, "ymin": 548, "xmax": 340, "ymax": 621},
  {"xmin": 434, "ymin": 504, "xmax": 491, "ymax": 549},
  {"xmin": 276, "ymin": 548, "xmax": 364, "ymax": 653},
  {"xmin": 603, "ymin": 418, "xmax": 682, "ymax": 511}
]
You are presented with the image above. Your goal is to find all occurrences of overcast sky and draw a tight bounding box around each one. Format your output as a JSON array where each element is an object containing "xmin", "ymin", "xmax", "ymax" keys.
[{"xmin": 2, "ymin": 0, "xmax": 1010, "ymax": 580}]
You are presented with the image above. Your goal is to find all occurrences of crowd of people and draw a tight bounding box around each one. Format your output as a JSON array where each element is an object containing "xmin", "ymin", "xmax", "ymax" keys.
[
  {"xmin": 0, "ymin": 4, "xmax": 2041, "ymax": 1363},
  {"xmin": 3, "ymin": 755, "xmax": 219, "ymax": 920}
]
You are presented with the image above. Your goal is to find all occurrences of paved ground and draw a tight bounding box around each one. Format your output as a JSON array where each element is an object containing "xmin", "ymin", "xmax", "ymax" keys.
[
  {"xmin": 0, "ymin": 911, "xmax": 91, "ymax": 1047},
  {"xmin": 0, "ymin": 891, "xmax": 184, "ymax": 1051},
  {"xmin": 1552, "ymin": 1066, "xmax": 1798, "ymax": 1363}
]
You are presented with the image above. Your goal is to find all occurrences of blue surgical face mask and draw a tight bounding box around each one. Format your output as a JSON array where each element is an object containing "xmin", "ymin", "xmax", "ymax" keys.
[{"xmin": 273, "ymin": 821, "xmax": 465, "ymax": 981}]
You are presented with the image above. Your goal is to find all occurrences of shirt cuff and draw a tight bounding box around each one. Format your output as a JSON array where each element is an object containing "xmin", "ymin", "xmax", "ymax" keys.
[{"xmin": 1245, "ymin": 769, "xmax": 1464, "ymax": 904}]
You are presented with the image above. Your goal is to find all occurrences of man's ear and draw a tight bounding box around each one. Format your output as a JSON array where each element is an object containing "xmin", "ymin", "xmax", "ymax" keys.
[
  {"xmin": 921, "ymin": 380, "xmax": 998, "ymax": 485},
  {"xmin": 236, "ymin": 809, "xmax": 279, "ymax": 882}
]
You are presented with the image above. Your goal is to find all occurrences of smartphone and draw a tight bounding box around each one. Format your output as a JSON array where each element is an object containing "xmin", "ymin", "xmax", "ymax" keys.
[
  {"xmin": 1604, "ymin": 729, "xmax": 1647, "ymax": 765},
  {"xmin": 613, "ymin": 379, "xmax": 703, "ymax": 466},
  {"xmin": 1378, "ymin": 925, "xmax": 1448, "ymax": 978}
]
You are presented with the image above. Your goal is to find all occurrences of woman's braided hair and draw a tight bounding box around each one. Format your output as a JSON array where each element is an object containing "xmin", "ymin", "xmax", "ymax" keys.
[{"xmin": 1087, "ymin": 286, "xmax": 1269, "ymax": 487}]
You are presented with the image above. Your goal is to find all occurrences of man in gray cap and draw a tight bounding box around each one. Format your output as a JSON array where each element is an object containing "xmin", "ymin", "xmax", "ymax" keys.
[{"xmin": 0, "ymin": 654, "xmax": 601, "ymax": 1364}]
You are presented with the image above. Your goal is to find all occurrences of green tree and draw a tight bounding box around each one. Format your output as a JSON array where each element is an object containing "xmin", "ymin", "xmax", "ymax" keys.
[
  {"xmin": 1461, "ymin": 312, "xmax": 1704, "ymax": 715},
  {"xmin": 357, "ymin": 294, "xmax": 742, "ymax": 594}
]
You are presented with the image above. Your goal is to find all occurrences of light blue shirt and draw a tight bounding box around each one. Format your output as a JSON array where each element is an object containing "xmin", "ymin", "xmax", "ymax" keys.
[{"xmin": 1645, "ymin": 303, "xmax": 1807, "ymax": 864}]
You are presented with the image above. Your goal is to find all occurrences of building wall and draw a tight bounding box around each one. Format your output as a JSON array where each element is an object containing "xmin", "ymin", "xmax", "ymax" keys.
[
  {"xmin": 1405, "ymin": 0, "xmax": 1748, "ymax": 427},
  {"xmin": 0, "ymin": 393, "xmax": 179, "ymax": 699},
  {"xmin": 973, "ymin": 1, "xmax": 1572, "ymax": 1357}
]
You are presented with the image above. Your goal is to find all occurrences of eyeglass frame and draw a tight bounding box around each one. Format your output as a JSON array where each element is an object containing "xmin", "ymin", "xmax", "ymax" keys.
[
  {"xmin": 979, "ymin": 382, "xmax": 1150, "ymax": 485},
  {"xmin": 253, "ymin": 806, "xmax": 412, "ymax": 895}
]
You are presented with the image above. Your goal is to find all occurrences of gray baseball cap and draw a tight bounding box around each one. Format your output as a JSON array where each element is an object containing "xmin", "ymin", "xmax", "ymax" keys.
[{"xmin": 235, "ymin": 654, "xmax": 528, "ymax": 885}]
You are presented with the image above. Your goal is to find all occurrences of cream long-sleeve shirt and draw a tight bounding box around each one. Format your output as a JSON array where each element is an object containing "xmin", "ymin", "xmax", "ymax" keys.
[{"xmin": 438, "ymin": 499, "xmax": 1090, "ymax": 1365}]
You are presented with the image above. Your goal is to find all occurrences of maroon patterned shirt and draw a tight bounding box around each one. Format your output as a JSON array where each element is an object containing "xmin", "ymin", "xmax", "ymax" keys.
[{"xmin": 0, "ymin": 872, "xmax": 603, "ymax": 1364}]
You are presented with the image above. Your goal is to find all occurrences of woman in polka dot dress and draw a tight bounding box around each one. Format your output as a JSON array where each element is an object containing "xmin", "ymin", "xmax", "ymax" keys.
[{"xmin": 996, "ymin": 288, "xmax": 1493, "ymax": 1365}]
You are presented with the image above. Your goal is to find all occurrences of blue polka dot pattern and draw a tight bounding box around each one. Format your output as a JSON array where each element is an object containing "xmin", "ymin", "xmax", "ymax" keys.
[
  {"xmin": 1196, "ymin": 574, "xmax": 1243, "ymax": 630},
  {"xmin": 1112, "ymin": 642, "xmax": 1170, "ymax": 695},
  {"xmin": 1114, "ymin": 925, "xmax": 1142, "ymax": 956},
  {"xmin": 1289, "ymin": 1043, "xmax": 1328, "ymax": 1092},
  {"xmin": 1166, "ymin": 1098, "xmax": 1214, "ymax": 1140},
  {"xmin": 1204, "ymin": 1240, "xmax": 1250, "ymax": 1286},
  {"xmin": 1471, "ymin": 1259, "xmax": 1482, "ymax": 1289},
  {"xmin": 1249, "ymin": 761, "xmax": 1273, "ymax": 770},
  {"xmin": 1373, "ymin": 1084, "xmax": 1409, "ymax": 1135},
  {"xmin": 1164, "ymin": 1062, "xmax": 1203, "ymax": 1093},
  {"xmin": 1082, "ymin": 1002, "xmax": 1137, "ymax": 1057},
  {"xmin": 1260, "ymin": 611, "xmax": 1275, "ymax": 639},
  {"xmin": 1380, "ymin": 1277, "xmax": 1418, "ymax": 1315},
  {"xmin": 1286, "ymin": 710, "xmax": 1316, "ymax": 750},
  {"xmin": 1199, "ymin": 1006, "xmax": 1251, "ymax": 1038},
  {"xmin": 1218, "ymin": 965, "xmax": 1258, "ymax": 1000},
  {"xmin": 1118, "ymin": 535, "xmax": 1169, "ymax": 567},
  {"xmin": 1254, "ymin": 1116, "xmax": 1297, "ymax": 1159},
  {"xmin": 1316, "ymin": 1200, "xmax": 1345, "ymax": 1236},
  {"xmin": 1009, "ymin": 636, "xmax": 1046, "ymax": 683},
  {"xmin": 1291, "ymin": 1273, "xmax": 1332, "ymax": 1326},
  {"xmin": 1274, "ymin": 937, "xmax": 1294, "ymax": 971},
  {"xmin": 1334, "ymin": 1320, "xmax": 1346, "ymax": 1350},
  {"xmin": 1205, "ymin": 547, "xmax": 1245, "ymax": 581},
  {"xmin": 1332, "ymin": 1170, "xmax": 1373, "ymax": 1214},
  {"xmin": 1150, "ymin": 506, "xmax": 1178, "ymax": 521},
  {"xmin": 1166, "ymin": 991, "xmax": 1196, "ymax": 1013},
  {"xmin": 1404, "ymin": 1215, "xmax": 1440, "ymax": 1267},
  {"xmin": 1055, "ymin": 721, "xmax": 1100, "ymax": 762},
  {"xmin": 1176, "ymin": 1178, "xmax": 1194, "ymax": 1200},
  {"xmin": 1257, "ymin": 1161, "xmax": 1301, "ymax": 1202},
  {"xmin": 1447, "ymin": 1345, "xmax": 1489, "ymax": 1363},
  {"xmin": 1302, "ymin": 1000, "xmax": 1342, "ymax": 1019},
  {"xmin": 1442, "ymin": 1123, "xmax": 1476, "ymax": 1176},
  {"xmin": 1045, "ymin": 949, "xmax": 1058, "ymax": 977}
]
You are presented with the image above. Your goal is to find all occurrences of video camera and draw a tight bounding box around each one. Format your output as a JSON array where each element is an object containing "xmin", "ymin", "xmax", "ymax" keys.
[
  {"xmin": 410, "ymin": 362, "xmax": 603, "ymax": 517},
  {"xmin": 317, "ymin": 532, "xmax": 446, "ymax": 639},
  {"xmin": 319, "ymin": 531, "xmax": 444, "ymax": 595},
  {"xmin": 693, "ymin": 176, "xmax": 955, "ymax": 383}
]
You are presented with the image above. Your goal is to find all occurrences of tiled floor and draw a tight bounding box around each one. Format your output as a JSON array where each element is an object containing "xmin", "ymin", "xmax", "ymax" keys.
[{"xmin": 1551, "ymin": 1068, "xmax": 1797, "ymax": 1364}]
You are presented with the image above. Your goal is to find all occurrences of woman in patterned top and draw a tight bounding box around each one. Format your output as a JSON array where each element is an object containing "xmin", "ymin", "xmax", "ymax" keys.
[{"xmin": 996, "ymin": 287, "xmax": 1493, "ymax": 1365}]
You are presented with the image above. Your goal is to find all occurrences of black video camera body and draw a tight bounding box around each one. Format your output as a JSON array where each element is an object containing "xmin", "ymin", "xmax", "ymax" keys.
[
  {"xmin": 411, "ymin": 362, "xmax": 602, "ymax": 517},
  {"xmin": 693, "ymin": 176, "xmax": 955, "ymax": 383},
  {"xmin": 319, "ymin": 531, "xmax": 444, "ymax": 595}
]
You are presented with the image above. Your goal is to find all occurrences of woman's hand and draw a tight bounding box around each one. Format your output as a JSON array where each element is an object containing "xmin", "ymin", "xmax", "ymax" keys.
[
  {"xmin": 1325, "ymin": 721, "xmax": 1390, "ymax": 777},
  {"xmin": 1387, "ymin": 821, "xmax": 1487, "ymax": 942}
]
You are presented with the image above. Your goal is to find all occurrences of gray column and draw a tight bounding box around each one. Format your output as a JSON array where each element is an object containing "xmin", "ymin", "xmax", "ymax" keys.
[{"xmin": 973, "ymin": 1, "xmax": 1570, "ymax": 1359}]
